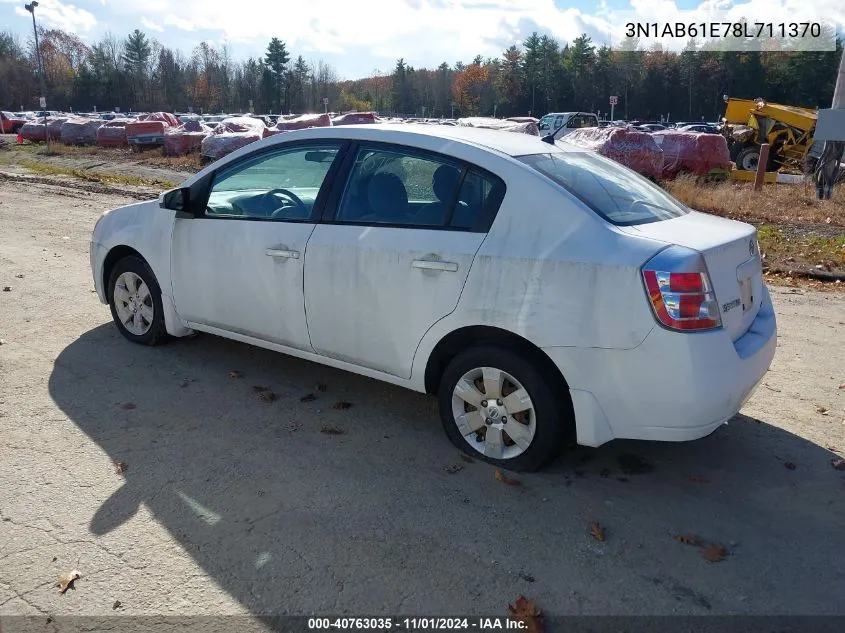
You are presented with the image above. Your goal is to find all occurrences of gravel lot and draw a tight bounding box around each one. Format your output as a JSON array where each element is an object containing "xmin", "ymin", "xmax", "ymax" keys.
[{"xmin": 1, "ymin": 176, "xmax": 844, "ymax": 623}]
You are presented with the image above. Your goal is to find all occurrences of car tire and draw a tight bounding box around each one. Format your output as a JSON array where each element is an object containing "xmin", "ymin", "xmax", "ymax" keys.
[
  {"xmin": 735, "ymin": 146, "xmax": 760, "ymax": 171},
  {"xmin": 107, "ymin": 256, "xmax": 168, "ymax": 346},
  {"xmin": 438, "ymin": 345, "xmax": 572, "ymax": 472}
]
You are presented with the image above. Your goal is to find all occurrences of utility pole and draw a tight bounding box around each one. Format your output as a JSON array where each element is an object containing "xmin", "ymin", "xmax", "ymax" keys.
[
  {"xmin": 25, "ymin": 1, "xmax": 49, "ymax": 151},
  {"xmin": 815, "ymin": 47, "xmax": 845, "ymax": 200}
]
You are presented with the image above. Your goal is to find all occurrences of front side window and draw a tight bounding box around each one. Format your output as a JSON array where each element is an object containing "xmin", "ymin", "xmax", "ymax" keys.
[
  {"xmin": 206, "ymin": 144, "xmax": 341, "ymax": 219},
  {"xmin": 334, "ymin": 147, "xmax": 480, "ymax": 229},
  {"xmin": 539, "ymin": 116, "xmax": 554, "ymax": 131},
  {"xmin": 517, "ymin": 151, "xmax": 689, "ymax": 226}
]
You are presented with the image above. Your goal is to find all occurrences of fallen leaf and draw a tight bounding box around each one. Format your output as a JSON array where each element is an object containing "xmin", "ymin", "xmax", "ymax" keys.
[
  {"xmin": 518, "ymin": 571, "xmax": 535, "ymax": 583},
  {"xmin": 701, "ymin": 544, "xmax": 728, "ymax": 563},
  {"xmin": 58, "ymin": 570, "xmax": 81, "ymax": 594},
  {"xmin": 316, "ymin": 383, "xmax": 327, "ymax": 392},
  {"xmin": 827, "ymin": 446, "xmax": 841, "ymax": 453},
  {"xmin": 0, "ymin": 339, "xmax": 6, "ymax": 345},
  {"xmin": 507, "ymin": 595, "xmax": 544, "ymax": 633},
  {"xmin": 688, "ymin": 474, "xmax": 710, "ymax": 483},
  {"xmin": 589, "ymin": 522, "xmax": 606, "ymax": 542},
  {"xmin": 15, "ymin": 274, "xmax": 24, "ymax": 279},
  {"xmin": 2, "ymin": 286, "xmax": 11, "ymax": 292},
  {"xmin": 320, "ymin": 426, "xmax": 344, "ymax": 435},
  {"xmin": 832, "ymin": 459, "xmax": 845, "ymax": 471},
  {"xmin": 300, "ymin": 393, "xmax": 316, "ymax": 403},
  {"xmin": 114, "ymin": 461, "xmax": 128, "ymax": 475},
  {"xmin": 112, "ymin": 600, "xmax": 122, "ymax": 610},
  {"xmin": 816, "ymin": 405, "xmax": 830, "ymax": 415},
  {"xmin": 331, "ymin": 401, "xmax": 352, "ymax": 410},
  {"xmin": 838, "ymin": 383, "xmax": 845, "ymax": 390},
  {"xmin": 228, "ymin": 370, "xmax": 242, "ymax": 379},
  {"xmin": 120, "ymin": 402, "xmax": 136, "ymax": 410},
  {"xmin": 675, "ymin": 534, "xmax": 701, "ymax": 546},
  {"xmin": 784, "ymin": 462, "xmax": 796, "ymax": 470},
  {"xmin": 494, "ymin": 468, "xmax": 521, "ymax": 486},
  {"xmin": 257, "ymin": 389, "xmax": 276, "ymax": 403},
  {"xmin": 459, "ymin": 453, "xmax": 475, "ymax": 463},
  {"xmin": 445, "ymin": 464, "xmax": 463, "ymax": 474}
]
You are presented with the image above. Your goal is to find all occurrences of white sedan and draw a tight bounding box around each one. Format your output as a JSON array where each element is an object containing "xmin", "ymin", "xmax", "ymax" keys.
[{"xmin": 90, "ymin": 124, "xmax": 776, "ymax": 471}]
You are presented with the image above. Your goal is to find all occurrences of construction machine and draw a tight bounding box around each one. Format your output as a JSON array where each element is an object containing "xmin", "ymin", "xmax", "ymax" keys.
[{"xmin": 721, "ymin": 97, "xmax": 820, "ymax": 172}]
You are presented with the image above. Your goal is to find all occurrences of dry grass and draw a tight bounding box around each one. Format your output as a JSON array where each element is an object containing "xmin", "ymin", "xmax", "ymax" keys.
[
  {"xmin": 11, "ymin": 158, "xmax": 177, "ymax": 189},
  {"xmin": 664, "ymin": 175, "xmax": 845, "ymax": 227},
  {"xmin": 20, "ymin": 141, "xmax": 202, "ymax": 172},
  {"xmin": 135, "ymin": 148, "xmax": 202, "ymax": 171}
]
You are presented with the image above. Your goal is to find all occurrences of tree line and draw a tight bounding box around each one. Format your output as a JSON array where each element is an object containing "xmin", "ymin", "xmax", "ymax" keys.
[{"xmin": 0, "ymin": 27, "xmax": 841, "ymax": 121}]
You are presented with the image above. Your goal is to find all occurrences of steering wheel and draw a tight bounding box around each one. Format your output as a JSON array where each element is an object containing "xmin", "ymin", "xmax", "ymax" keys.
[{"xmin": 261, "ymin": 188, "xmax": 308, "ymax": 218}]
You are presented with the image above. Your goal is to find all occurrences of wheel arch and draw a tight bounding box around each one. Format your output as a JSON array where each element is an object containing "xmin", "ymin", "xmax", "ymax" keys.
[
  {"xmin": 423, "ymin": 325, "xmax": 572, "ymax": 404},
  {"xmin": 102, "ymin": 245, "xmax": 147, "ymax": 298}
]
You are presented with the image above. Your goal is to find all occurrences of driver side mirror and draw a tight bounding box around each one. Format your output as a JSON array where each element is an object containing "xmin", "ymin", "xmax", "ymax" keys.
[{"xmin": 159, "ymin": 187, "xmax": 189, "ymax": 212}]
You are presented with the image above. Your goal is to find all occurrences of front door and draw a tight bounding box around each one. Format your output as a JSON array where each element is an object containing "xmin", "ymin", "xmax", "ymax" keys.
[
  {"xmin": 170, "ymin": 142, "xmax": 345, "ymax": 350},
  {"xmin": 304, "ymin": 143, "xmax": 505, "ymax": 378}
]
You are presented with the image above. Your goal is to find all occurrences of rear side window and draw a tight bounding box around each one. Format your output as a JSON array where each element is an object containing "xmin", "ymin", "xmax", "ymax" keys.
[
  {"xmin": 334, "ymin": 145, "xmax": 504, "ymax": 231},
  {"xmin": 517, "ymin": 151, "xmax": 689, "ymax": 226}
]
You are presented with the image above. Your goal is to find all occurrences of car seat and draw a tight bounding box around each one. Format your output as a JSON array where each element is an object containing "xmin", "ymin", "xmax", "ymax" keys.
[{"xmin": 365, "ymin": 172, "xmax": 410, "ymax": 223}]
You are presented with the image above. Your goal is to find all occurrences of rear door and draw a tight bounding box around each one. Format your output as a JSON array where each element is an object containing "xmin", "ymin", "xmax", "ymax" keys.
[{"xmin": 303, "ymin": 142, "xmax": 506, "ymax": 378}]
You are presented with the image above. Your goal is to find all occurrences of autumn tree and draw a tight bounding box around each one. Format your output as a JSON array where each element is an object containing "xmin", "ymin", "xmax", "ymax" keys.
[{"xmin": 452, "ymin": 63, "xmax": 489, "ymax": 115}]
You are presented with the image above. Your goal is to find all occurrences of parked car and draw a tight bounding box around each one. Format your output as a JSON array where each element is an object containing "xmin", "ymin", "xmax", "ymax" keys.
[
  {"xmin": 90, "ymin": 124, "xmax": 776, "ymax": 471},
  {"xmin": 0, "ymin": 111, "xmax": 28, "ymax": 133},
  {"xmin": 538, "ymin": 112, "xmax": 599, "ymax": 139},
  {"xmin": 678, "ymin": 124, "xmax": 720, "ymax": 134},
  {"xmin": 635, "ymin": 123, "xmax": 667, "ymax": 132}
]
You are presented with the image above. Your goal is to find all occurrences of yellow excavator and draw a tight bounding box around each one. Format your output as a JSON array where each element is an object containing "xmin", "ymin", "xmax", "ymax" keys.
[{"xmin": 721, "ymin": 97, "xmax": 820, "ymax": 172}]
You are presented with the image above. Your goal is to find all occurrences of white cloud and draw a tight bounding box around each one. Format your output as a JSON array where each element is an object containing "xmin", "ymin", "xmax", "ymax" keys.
[
  {"xmin": 140, "ymin": 17, "xmax": 164, "ymax": 33},
  {"xmin": 21, "ymin": 0, "xmax": 839, "ymax": 75},
  {"xmin": 11, "ymin": 0, "xmax": 96, "ymax": 33},
  {"xmin": 111, "ymin": 0, "xmax": 845, "ymax": 62}
]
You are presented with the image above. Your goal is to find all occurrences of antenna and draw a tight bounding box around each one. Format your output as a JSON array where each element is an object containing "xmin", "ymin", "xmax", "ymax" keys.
[{"xmin": 541, "ymin": 117, "xmax": 568, "ymax": 145}]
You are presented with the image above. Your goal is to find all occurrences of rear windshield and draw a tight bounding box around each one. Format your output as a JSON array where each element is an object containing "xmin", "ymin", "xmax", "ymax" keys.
[{"xmin": 517, "ymin": 151, "xmax": 689, "ymax": 226}]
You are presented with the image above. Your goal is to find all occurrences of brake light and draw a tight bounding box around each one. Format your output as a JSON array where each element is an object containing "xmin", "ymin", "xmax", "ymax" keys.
[{"xmin": 642, "ymin": 248, "xmax": 721, "ymax": 332}]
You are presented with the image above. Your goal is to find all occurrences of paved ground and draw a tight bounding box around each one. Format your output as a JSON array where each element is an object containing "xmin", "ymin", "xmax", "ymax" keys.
[{"xmin": 1, "ymin": 177, "xmax": 844, "ymax": 621}]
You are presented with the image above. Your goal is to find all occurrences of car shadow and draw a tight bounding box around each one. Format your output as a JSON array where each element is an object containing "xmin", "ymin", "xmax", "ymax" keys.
[{"xmin": 48, "ymin": 324, "xmax": 845, "ymax": 616}]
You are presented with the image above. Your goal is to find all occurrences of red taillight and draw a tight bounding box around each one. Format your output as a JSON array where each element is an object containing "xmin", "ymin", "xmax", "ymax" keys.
[
  {"xmin": 642, "ymin": 268, "xmax": 721, "ymax": 332},
  {"xmin": 668, "ymin": 272, "xmax": 703, "ymax": 293}
]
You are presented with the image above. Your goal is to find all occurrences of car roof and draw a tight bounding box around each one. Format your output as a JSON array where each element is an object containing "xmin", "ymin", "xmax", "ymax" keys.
[{"xmin": 280, "ymin": 123, "xmax": 565, "ymax": 158}]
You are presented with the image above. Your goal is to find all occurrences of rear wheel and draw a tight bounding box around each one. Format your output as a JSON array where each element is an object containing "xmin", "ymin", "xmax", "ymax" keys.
[
  {"xmin": 438, "ymin": 346, "xmax": 571, "ymax": 472},
  {"xmin": 107, "ymin": 256, "xmax": 167, "ymax": 346}
]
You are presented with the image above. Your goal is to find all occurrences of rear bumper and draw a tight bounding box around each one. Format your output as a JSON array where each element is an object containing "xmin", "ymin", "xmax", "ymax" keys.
[{"xmin": 543, "ymin": 285, "xmax": 777, "ymax": 446}]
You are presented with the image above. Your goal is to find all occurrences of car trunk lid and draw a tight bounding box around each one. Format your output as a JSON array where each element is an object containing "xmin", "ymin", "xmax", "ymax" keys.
[{"xmin": 621, "ymin": 211, "xmax": 762, "ymax": 341}]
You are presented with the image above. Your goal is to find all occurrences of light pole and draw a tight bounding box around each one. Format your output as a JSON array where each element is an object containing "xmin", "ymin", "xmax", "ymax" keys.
[{"xmin": 25, "ymin": 1, "xmax": 49, "ymax": 150}]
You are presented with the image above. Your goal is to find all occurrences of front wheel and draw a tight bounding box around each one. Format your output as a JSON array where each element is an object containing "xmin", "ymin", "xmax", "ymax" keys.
[
  {"xmin": 438, "ymin": 346, "xmax": 572, "ymax": 472},
  {"xmin": 735, "ymin": 146, "xmax": 760, "ymax": 171},
  {"xmin": 107, "ymin": 256, "xmax": 167, "ymax": 345}
]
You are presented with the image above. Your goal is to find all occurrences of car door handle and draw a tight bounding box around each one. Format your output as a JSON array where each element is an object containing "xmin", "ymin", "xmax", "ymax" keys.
[
  {"xmin": 412, "ymin": 260, "xmax": 458, "ymax": 272},
  {"xmin": 265, "ymin": 248, "xmax": 300, "ymax": 259}
]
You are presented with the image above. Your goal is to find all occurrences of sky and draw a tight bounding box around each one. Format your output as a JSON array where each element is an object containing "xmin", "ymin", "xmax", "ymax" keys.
[{"xmin": 2, "ymin": 0, "xmax": 843, "ymax": 79}]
